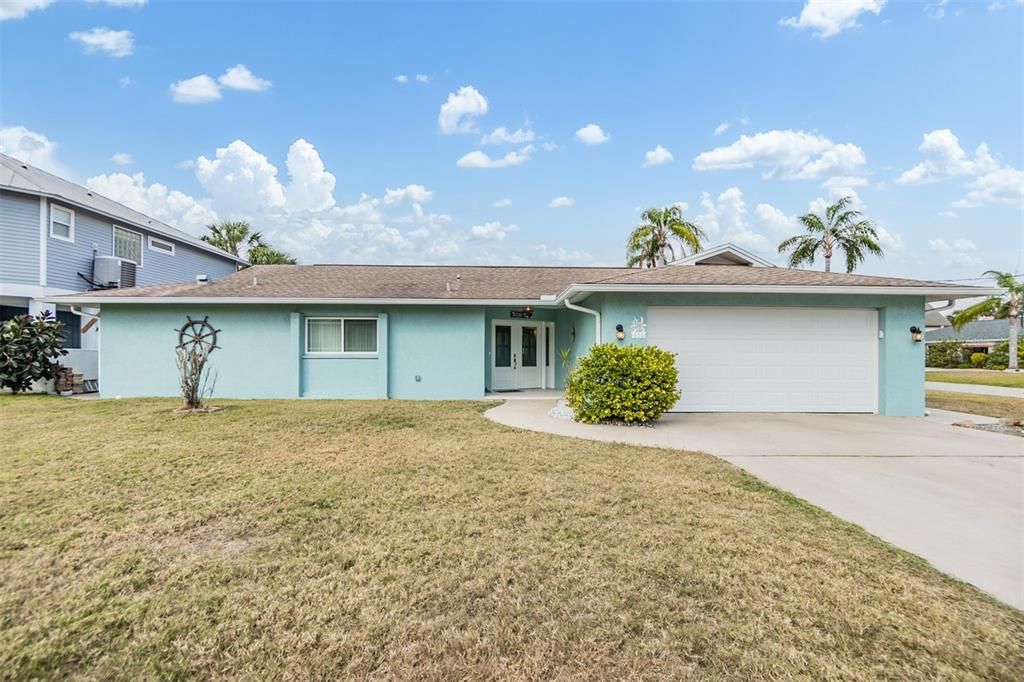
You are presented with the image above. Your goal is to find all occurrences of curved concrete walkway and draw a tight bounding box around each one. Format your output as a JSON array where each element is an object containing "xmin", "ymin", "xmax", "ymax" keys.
[
  {"xmin": 485, "ymin": 400, "xmax": 1024, "ymax": 609},
  {"xmin": 926, "ymin": 381, "xmax": 1024, "ymax": 398}
]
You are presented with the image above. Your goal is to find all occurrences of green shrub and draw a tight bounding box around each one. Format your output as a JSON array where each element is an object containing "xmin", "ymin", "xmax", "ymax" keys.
[
  {"xmin": 970, "ymin": 352, "xmax": 989, "ymax": 368},
  {"xmin": 0, "ymin": 311, "xmax": 68, "ymax": 393},
  {"xmin": 989, "ymin": 364, "xmax": 1008, "ymax": 371},
  {"xmin": 986, "ymin": 341, "xmax": 1023, "ymax": 369},
  {"xmin": 564, "ymin": 343, "xmax": 680, "ymax": 424},
  {"xmin": 926, "ymin": 340, "xmax": 966, "ymax": 368}
]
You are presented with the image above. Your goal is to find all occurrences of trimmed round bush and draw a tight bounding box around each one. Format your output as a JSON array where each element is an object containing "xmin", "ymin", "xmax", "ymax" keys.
[
  {"xmin": 970, "ymin": 352, "xmax": 989, "ymax": 368},
  {"xmin": 564, "ymin": 343, "xmax": 681, "ymax": 424}
]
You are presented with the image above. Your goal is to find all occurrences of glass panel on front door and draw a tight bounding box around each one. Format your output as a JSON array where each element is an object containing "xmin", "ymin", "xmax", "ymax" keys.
[
  {"xmin": 495, "ymin": 325, "xmax": 511, "ymax": 367},
  {"xmin": 521, "ymin": 326, "xmax": 537, "ymax": 367}
]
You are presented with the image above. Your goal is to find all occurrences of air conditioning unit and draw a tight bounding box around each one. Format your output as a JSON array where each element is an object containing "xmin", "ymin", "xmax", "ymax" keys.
[
  {"xmin": 120, "ymin": 260, "xmax": 137, "ymax": 288},
  {"xmin": 93, "ymin": 256, "xmax": 121, "ymax": 288}
]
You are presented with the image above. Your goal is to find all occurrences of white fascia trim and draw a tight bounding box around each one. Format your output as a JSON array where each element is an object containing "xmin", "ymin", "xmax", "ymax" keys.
[
  {"xmin": 40, "ymin": 295, "xmax": 554, "ymax": 307},
  {"xmin": 672, "ymin": 242, "xmax": 776, "ymax": 267},
  {"xmin": 558, "ymin": 283, "xmax": 1004, "ymax": 302},
  {"xmin": 1, "ymin": 283, "xmax": 82, "ymax": 299}
]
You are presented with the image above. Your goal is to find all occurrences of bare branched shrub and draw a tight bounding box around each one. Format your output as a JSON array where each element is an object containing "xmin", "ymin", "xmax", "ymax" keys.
[{"xmin": 176, "ymin": 343, "xmax": 217, "ymax": 409}]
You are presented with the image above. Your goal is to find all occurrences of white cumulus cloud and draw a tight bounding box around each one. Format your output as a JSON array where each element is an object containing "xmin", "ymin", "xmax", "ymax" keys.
[
  {"xmin": 69, "ymin": 27, "xmax": 134, "ymax": 57},
  {"xmin": 194, "ymin": 139, "xmax": 288, "ymax": 215},
  {"xmin": 438, "ymin": 85, "xmax": 489, "ymax": 134},
  {"xmin": 481, "ymin": 126, "xmax": 536, "ymax": 145},
  {"xmin": 218, "ymin": 64, "xmax": 272, "ymax": 92},
  {"xmin": 492, "ymin": 198, "xmax": 512, "ymax": 207},
  {"xmin": 415, "ymin": 74, "xmax": 429, "ymax": 83},
  {"xmin": 953, "ymin": 167, "xmax": 1024, "ymax": 208},
  {"xmin": 575, "ymin": 123, "xmax": 609, "ymax": 145},
  {"xmin": 469, "ymin": 221, "xmax": 518, "ymax": 241},
  {"xmin": 284, "ymin": 139, "xmax": 336, "ymax": 212},
  {"xmin": 1, "ymin": 0, "xmax": 55, "ymax": 21},
  {"xmin": 85, "ymin": 172, "xmax": 219, "ymax": 235},
  {"xmin": 548, "ymin": 196, "xmax": 575, "ymax": 208},
  {"xmin": 642, "ymin": 145, "xmax": 673, "ymax": 167},
  {"xmin": 456, "ymin": 145, "xmax": 534, "ymax": 169},
  {"xmin": 111, "ymin": 152, "xmax": 133, "ymax": 165},
  {"xmin": 780, "ymin": 0, "xmax": 887, "ymax": 38},
  {"xmin": 0, "ymin": 125, "xmax": 65, "ymax": 175},
  {"xmin": 383, "ymin": 184, "xmax": 433, "ymax": 205},
  {"xmin": 713, "ymin": 122, "xmax": 730, "ymax": 136},
  {"xmin": 693, "ymin": 129, "xmax": 865, "ymax": 180},
  {"xmin": 394, "ymin": 74, "xmax": 408, "ymax": 83},
  {"xmin": 170, "ymin": 75, "xmax": 222, "ymax": 103},
  {"xmin": 896, "ymin": 129, "xmax": 998, "ymax": 184}
]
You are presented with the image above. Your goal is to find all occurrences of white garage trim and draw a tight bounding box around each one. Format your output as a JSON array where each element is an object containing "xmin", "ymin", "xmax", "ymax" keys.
[{"xmin": 647, "ymin": 306, "xmax": 878, "ymax": 413}]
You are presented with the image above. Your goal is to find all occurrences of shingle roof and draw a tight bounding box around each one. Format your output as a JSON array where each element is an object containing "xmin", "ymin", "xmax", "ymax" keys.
[
  {"xmin": 58, "ymin": 261, "xmax": 978, "ymax": 302},
  {"xmin": 587, "ymin": 265, "xmax": 953, "ymax": 288},
  {"xmin": 0, "ymin": 153, "xmax": 246, "ymax": 265},
  {"xmin": 925, "ymin": 318, "xmax": 1020, "ymax": 343}
]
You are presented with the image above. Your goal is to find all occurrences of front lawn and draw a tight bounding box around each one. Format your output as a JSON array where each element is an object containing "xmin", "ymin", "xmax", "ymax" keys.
[
  {"xmin": 926, "ymin": 390, "xmax": 1024, "ymax": 421},
  {"xmin": 927, "ymin": 370, "xmax": 1024, "ymax": 389},
  {"xmin": 1, "ymin": 397, "xmax": 1021, "ymax": 680}
]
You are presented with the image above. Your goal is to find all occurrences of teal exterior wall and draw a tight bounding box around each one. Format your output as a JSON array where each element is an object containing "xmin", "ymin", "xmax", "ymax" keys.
[
  {"xmin": 98, "ymin": 292, "xmax": 926, "ymax": 415},
  {"xmin": 581, "ymin": 292, "xmax": 926, "ymax": 416},
  {"xmin": 99, "ymin": 304, "xmax": 485, "ymax": 400}
]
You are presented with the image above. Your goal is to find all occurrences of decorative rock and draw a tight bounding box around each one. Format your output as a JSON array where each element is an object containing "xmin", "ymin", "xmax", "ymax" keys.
[{"xmin": 952, "ymin": 420, "xmax": 975, "ymax": 428}]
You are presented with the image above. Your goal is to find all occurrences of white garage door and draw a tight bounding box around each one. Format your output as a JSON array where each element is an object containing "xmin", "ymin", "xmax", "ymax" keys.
[{"xmin": 646, "ymin": 307, "xmax": 878, "ymax": 413}]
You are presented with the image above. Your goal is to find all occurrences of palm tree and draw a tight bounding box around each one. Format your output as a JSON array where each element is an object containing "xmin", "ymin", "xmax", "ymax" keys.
[
  {"xmin": 950, "ymin": 271, "xmax": 1022, "ymax": 371},
  {"xmin": 201, "ymin": 220, "xmax": 297, "ymax": 265},
  {"xmin": 247, "ymin": 244, "xmax": 297, "ymax": 265},
  {"xmin": 626, "ymin": 205, "xmax": 706, "ymax": 268},
  {"xmin": 777, "ymin": 196, "xmax": 883, "ymax": 273},
  {"xmin": 201, "ymin": 221, "xmax": 264, "ymax": 258}
]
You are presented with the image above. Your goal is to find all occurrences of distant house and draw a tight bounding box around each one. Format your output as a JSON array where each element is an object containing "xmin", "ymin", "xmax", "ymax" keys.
[
  {"xmin": 0, "ymin": 153, "xmax": 245, "ymax": 388},
  {"xmin": 924, "ymin": 318, "xmax": 1020, "ymax": 353}
]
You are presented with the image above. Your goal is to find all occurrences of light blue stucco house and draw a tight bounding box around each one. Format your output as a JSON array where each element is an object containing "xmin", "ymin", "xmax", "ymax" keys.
[
  {"xmin": 48, "ymin": 243, "xmax": 996, "ymax": 415},
  {"xmin": 0, "ymin": 153, "xmax": 245, "ymax": 384}
]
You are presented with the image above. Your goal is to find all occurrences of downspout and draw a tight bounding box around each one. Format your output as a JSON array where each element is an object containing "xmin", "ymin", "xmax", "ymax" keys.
[
  {"xmin": 564, "ymin": 297, "xmax": 601, "ymax": 344},
  {"xmin": 927, "ymin": 300, "xmax": 955, "ymax": 313}
]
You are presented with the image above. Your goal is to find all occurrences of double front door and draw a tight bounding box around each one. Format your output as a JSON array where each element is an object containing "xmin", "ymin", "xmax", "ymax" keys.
[{"xmin": 491, "ymin": 320, "xmax": 554, "ymax": 391}]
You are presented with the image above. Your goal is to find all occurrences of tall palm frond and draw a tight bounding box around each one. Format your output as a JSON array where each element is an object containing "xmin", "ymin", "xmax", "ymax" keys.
[
  {"xmin": 626, "ymin": 205, "xmax": 706, "ymax": 268},
  {"xmin": 777, "ymin": 196, "xmax": 883, "ymax": 273}
]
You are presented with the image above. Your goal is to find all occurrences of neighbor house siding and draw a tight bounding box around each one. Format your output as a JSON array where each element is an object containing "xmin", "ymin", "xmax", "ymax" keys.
[
  {"xmin": 585, "ymin": 292, "xmax": 926, "ymax": 416},
  {"xmin": 0, "ymin": 190, "xmax": 40, "ymax": 285},
  {"xmin": 44, "ymin": 204, "xmax": 236, "ymax": 292}
]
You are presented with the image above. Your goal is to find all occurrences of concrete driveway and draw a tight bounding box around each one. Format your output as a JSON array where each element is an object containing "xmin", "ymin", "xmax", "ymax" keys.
[{"xmin": 486, "ymin": 401, "xmax": 1024, "ymax": 609}]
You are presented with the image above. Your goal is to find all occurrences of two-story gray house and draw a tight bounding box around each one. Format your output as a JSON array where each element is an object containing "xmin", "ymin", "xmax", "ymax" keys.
[{"xmin": 0, "ymin": 153, "xmax": 245, "ymax": 388}]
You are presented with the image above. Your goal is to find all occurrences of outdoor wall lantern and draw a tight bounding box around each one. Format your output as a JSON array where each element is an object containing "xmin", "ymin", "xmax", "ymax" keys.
[
  {"xmin": 909, "ymin": 326, "xmax": 923, "ymax": 342},
  {"xmin": 615, "ymin": 324, "xmax": 626, "ymax": 340}
]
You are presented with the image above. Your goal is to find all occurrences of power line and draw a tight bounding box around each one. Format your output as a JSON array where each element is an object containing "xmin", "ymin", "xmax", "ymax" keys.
[{"xmin": 936, "ymin": 272, "xmax": 1024, "ymax": 282}]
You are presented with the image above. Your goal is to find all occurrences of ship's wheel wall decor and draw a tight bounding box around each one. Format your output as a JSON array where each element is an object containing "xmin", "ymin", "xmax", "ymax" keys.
[{"xmin": 176, "ymin": 315, "xmax": 221, "ymax": 354}]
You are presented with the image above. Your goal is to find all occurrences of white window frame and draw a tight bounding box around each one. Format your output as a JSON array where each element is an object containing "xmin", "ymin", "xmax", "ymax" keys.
[
  {"xmin": 305, "ymin": 316, "xmax": 379, "ymax": 356},
  {"xmin": 148, "ymin": 235, "xmax": 176, "ymax": 256},
  {"xmin": 112, "ymin": 224, "xmax": 143, "ymax": 267},
  {"xmin": 49, "ymin": 204, "xmax": 75, "ymax": 242}
]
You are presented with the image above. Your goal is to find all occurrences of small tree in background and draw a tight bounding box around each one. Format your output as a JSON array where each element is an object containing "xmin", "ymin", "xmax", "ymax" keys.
[{"xmin": 0, "ymin": 312, "xmax": 69, "ymax": 393}]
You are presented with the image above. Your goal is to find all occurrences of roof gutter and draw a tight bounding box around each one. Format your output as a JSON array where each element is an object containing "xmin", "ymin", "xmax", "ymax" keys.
[{"xmin": 564, "ymin": 297, "xmax": 601, "ymax": 344}]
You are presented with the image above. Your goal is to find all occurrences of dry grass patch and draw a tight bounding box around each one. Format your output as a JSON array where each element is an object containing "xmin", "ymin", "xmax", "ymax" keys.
[
  {"xmin": 928, "ymin": 370, "xmax": 1024, "ymax": 389},
  {"xmin": 1, "ymin": 396, "xmax": 1021, "ymax": 680},
  {"xmin": 927, "ymin": 390, "xmax": 1024, "ymax": 421}
]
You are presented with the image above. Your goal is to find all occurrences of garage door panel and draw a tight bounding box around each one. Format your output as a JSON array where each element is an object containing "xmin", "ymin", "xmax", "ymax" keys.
[{"xmin": 647, "ymin": 307, "xmax": 878, "ymax": 413}]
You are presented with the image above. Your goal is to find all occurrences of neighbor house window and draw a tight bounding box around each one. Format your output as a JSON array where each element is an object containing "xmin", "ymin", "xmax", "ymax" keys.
[
  {"xmin": 55, "ymin": 309, "xmax": 81, "ymax": 349},
  {"xmin": 50, "ymin": 205, "xmax": 74, "ymax": 242},
  {"xmin": 113, "ymin": 225, "xmax": 143, "ymax": 265},
  {"xmin": 306, "ymin": 317, "xmax": 378, "ymax": 354},
  {"xmin": 148, "ymin": 236, "xmax": 175, "ymax": 255}
]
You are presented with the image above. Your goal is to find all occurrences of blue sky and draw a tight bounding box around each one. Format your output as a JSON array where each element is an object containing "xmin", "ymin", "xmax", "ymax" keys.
[{"xmin": 1, "ymin": 0, "xmax": 1022, "ymax": 282}]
